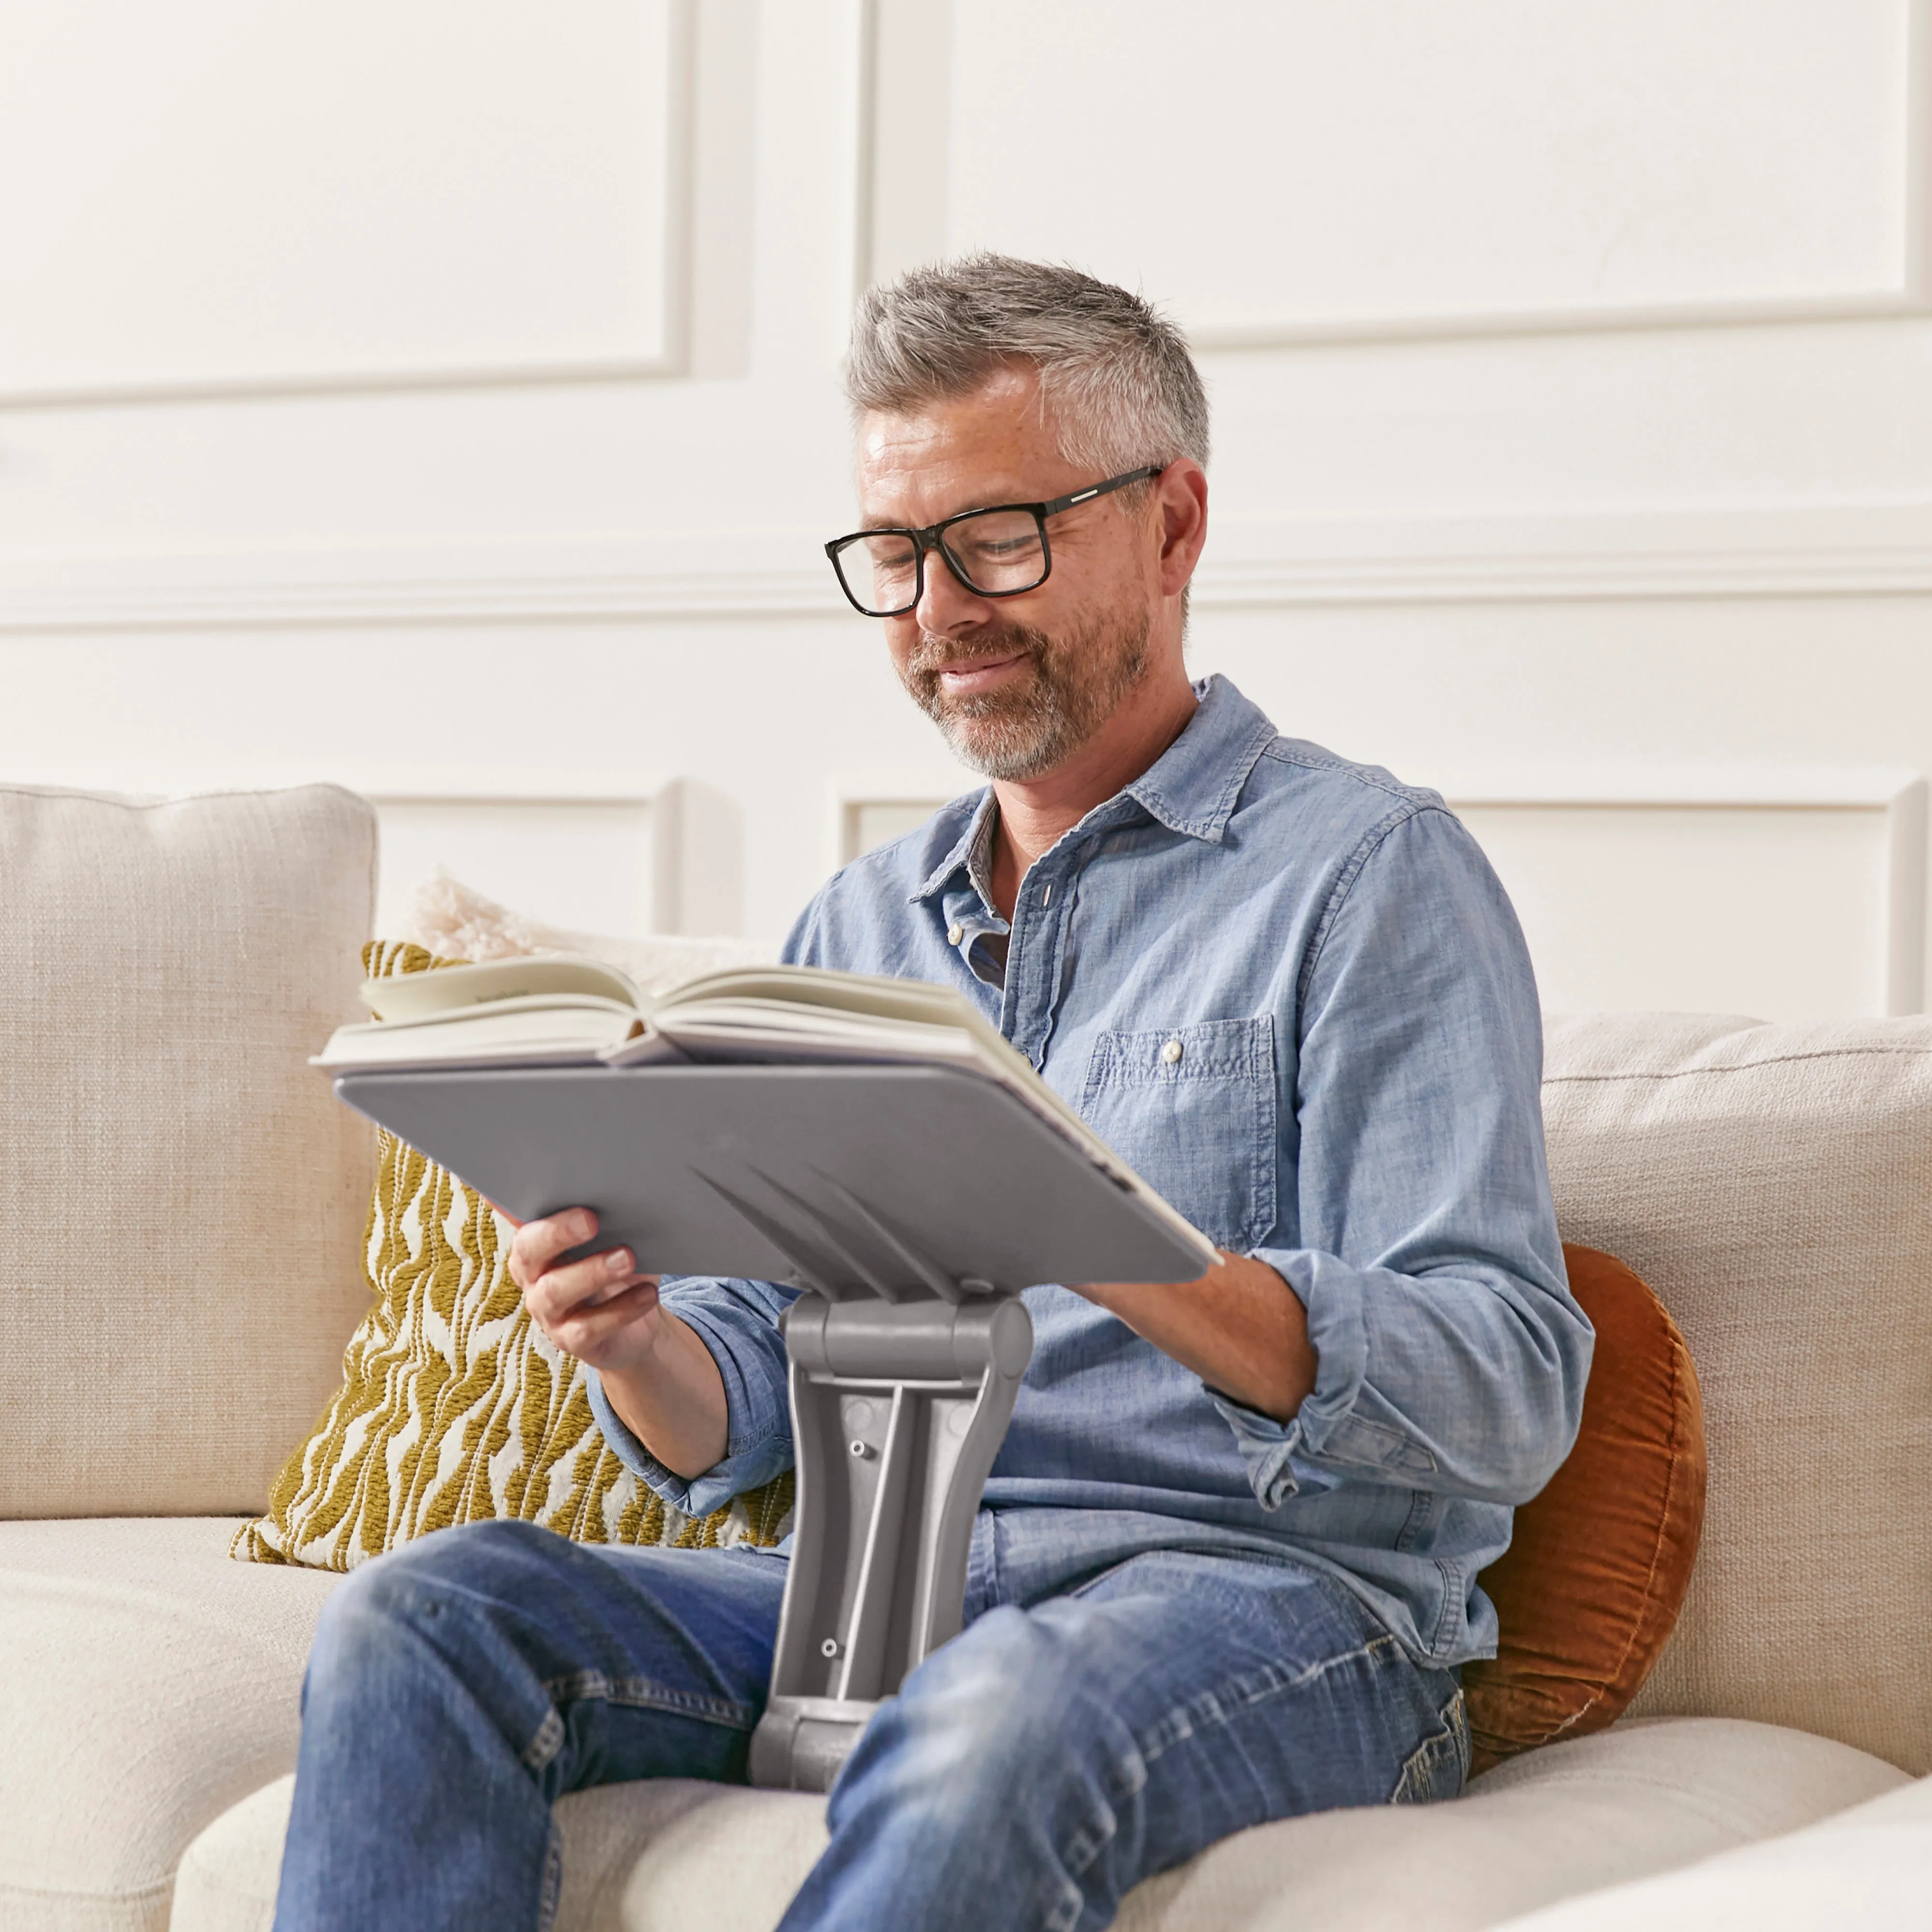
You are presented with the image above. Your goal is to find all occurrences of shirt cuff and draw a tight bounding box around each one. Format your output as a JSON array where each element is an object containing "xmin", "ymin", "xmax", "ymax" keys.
[
  {"xmin": 1237, "ymin": 1246, "xmax": 1449, "ymax": 1487},
  {"xmin": 1207, "ymin": 1246, "xmax": 1374, "ymax": 1507},
  {"xmin": 1206, "ymin": 1390, "xmax": 1337, "ymax": 1509},
  {"xmin": 583, "ymin": 1301, "xmax": 796, "ymax": 1517}
]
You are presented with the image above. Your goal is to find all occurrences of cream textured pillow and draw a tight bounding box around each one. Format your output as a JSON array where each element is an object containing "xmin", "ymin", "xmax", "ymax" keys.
[
  {"xmin": 404, "ymin": 869, "xmax": 778, "ymax": 990},
  {"xmin": 234, "ymin": 939, "xmax": 793, "ymax": 1569},
  {"xmin": 0, "ymin": 782, "xmax": 377, "ymax": 1518}
]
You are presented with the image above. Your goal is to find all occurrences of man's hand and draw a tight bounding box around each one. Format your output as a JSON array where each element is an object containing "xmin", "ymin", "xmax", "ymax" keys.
[
  {"xmin": 1076, "ymin": 1250, "xmax": 1317, "ymax": 1422},
  {"xmin": 510, "ymin": 1209, "xmax": 668, "ymax": 1378},
  {"xmin": 508, "ymin": 1209, "xmax": 729, "ymax": 1478}
]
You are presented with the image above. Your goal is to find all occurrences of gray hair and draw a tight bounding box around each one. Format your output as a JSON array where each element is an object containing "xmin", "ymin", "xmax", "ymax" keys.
[{"xmin": 844, "ymin": 254, "xmax": 1210, "ymax": 475}]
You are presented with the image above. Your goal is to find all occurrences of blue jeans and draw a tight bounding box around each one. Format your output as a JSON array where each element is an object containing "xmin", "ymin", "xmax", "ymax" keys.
[{"xmin": 273, "ymin": 1519, "xmax": 1466, "ymax": 1932}]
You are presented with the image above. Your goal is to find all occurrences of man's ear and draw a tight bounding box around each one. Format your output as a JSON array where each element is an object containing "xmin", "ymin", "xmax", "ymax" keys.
[{"xmin": 1155, "ymin": 461, "xmax": 1209, "ymax": 600}]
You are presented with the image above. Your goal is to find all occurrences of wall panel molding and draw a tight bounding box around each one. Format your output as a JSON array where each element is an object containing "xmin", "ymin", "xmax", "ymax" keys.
[
  {"xmin": 367, "ymin": 776, "xmax": 743, "ymax": 937},
  {"xmin": 1188, "ymin": 290, "xmax": 1932, "ymax": 353},
  {"xmin": 1193, "ymin": 505, "xmax": 1932, "ymax": 607},
  {"xmin": 1191, "ymin": 0, "xmax": 1932, "ymax": 351},
  {"xmin": 832, "ymin": 770, "xmax": 1929, "ymax": 1020},
  {"xmin": 0, "ymin": 0, "xmax": 718, "ymax": 407},
  {"xmin": 1443, "ymin": 777, "xmax": 1927, "ymax": 1017},
  {"xmin": 853, "ymin": 0, "xmax": 953, "ymax": 300},
  {"xmin": 15, "ymin": 503, "xmax": 1932, "ymax": 631},
  {"xmin": 1192, "ymin": 0, "xmax": 1932, "ymax": 356},
  {"xmin": 370, "ymin": 787, "xmax": 665, "ymax": 942},
  {"xmin": 0, "ymin": 534, "xmax": 843, "ymax": 630},
  {"xmin": 863, "ymin": 0, "xmax": 1932, "ymax": 348}
]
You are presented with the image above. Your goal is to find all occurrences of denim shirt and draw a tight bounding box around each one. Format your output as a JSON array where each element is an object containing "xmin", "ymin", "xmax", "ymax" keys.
[{"xmin": 589, "ymin": 675, "xmax": 1592, "ymax": 1665}]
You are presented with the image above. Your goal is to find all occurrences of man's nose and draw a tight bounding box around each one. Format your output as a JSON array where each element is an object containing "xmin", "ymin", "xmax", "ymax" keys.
[{"xmin": 914, "ymin": 543, "xmax": 994, "ymax": 636}]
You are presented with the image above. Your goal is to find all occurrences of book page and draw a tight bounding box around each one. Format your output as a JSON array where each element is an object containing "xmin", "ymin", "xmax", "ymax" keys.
[
  {"xmin": 654, "ymin": 966, "xmax": 1069, "ymax": 1117},
  {"xmin": 654, "ymin": 966, "xmax": 970, "ymax": 1027},
  {"xmin": 314, "ymin": 995, "xmax": 643, "ymax": 1069},
  {"xmin": 642, "ymin": 1000, "xmax": 982, "ymax": 1065},
  {"xmin": 361, "ymin": 953, "xmax": 647, "ymax": 1024}
]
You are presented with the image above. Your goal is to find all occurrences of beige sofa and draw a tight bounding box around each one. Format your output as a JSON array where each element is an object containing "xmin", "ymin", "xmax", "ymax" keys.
[{"xmin": 3, "ymin": 782, "xmax": 1928, "ymax": 1932}]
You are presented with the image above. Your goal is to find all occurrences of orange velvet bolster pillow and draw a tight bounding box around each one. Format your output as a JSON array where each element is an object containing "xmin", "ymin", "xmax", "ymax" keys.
[{"xmin": 1462, "ymin": 1243, "xmax": 1706, "ymax": 1775}]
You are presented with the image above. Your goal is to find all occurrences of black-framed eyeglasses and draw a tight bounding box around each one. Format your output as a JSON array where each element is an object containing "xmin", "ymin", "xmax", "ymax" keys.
[{"xmin": 824, "ymin": 465, "xmax": 1164, "ymax": 618}]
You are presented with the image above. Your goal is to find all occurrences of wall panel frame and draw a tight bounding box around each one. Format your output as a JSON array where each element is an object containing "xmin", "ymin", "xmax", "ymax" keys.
[
  {"xmin": 0, "ymin": 0, "xmax": 722, "ymax": 405},
  {"xmin": 858, "ymin": 0, "xmax": 1932, "ymax": 347}
]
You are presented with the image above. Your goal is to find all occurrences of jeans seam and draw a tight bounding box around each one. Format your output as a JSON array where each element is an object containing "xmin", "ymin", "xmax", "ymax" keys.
[
  {"xmin": 1393, "ymin": 1486, "xmax": 1433, "ymax": 1554},
  {"xmin": 522, "ymin": 1707, "xmax": 566, "ymax": 1773},
  {"xmin": 1136, "ymin": 1630, "xmax": 1402, "ymax": 1770},
  {"xmin": 539, "ymin": 1669, "xmax": 758, "ymax": 1731},
  {"xmin": 1050, "ymin": 1631, "xmax": 1406, "ymax": 1910},
  {"xmin": 1389, "ymin": 1687, "xmax": 1468, "ymax": 1805},
  {"xmin": 536, "ymin": 1818, "xmax": 563, "ymax": 1932},
  {"xmin": 1446, "ymin": 1684, "xmax": 1472, "ymax": 1783},
  {"xmin": 1041, "ymin": 1876, "xmax": 1087, "ymax": 1932},
  {"xmin": 1428, "ymin": 1557, "xmax": 1461, "ymax": 1656}
]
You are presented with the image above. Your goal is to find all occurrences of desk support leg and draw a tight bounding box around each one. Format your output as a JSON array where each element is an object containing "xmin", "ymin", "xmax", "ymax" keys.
[{"xmin": 748, "ymin": 1294, "xmax": 1033, "ymax": 1792}]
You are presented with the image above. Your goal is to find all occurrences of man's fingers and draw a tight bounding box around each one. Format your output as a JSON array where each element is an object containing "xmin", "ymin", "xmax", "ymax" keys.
[
  {"xmin": 524, "ymin": 1247, "xmax": 646, "ymax": 1320},
  {"xmin": 507, "ymin": 1208, "xmax": 599, "ymax": 1289},
  {"xmin": 509, "ymin": 1211, "xmax": 671, "ymax": 1368},
  {"xmin": 532, "ymin": 1275, "xmax": 663, "ymax": 1355}
]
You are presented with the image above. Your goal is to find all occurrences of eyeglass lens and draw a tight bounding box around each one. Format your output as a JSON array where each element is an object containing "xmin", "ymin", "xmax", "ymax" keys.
[{"xmin": 839, "ymin": 508, "xmax": 1048, "ymax": 614}]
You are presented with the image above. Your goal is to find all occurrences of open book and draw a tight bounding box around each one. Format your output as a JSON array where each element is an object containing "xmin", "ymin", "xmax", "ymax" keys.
[
  {"xmin": 314, "ymin": 955, "xmax": 1152, "ymax": 1198},
  {"xmin": 321, "ymin": 956, "xmax": 1220, "ymax": 1284}
]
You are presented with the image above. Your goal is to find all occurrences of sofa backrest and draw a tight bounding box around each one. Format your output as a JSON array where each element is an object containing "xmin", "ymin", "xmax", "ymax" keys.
[
  {"xmin": 0, "ymin": 783, "xmax": 377, "ymax": 1517},
  {"xmin": 1542, "ymin": 1012, "xmax": 1932, "ymax": 1775}
]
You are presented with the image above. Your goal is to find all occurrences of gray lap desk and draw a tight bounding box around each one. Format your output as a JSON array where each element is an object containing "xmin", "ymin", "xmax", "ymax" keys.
[{"xmin": 334, "ymin": 1062, "xmax": 1210, "ymax": 1791}]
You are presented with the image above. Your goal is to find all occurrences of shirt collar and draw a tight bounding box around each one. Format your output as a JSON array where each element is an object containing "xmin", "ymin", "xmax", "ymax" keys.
[
  {"xmin": 964, "ymin": 798, "xmax": 1002, "ymax": 911},
  {"xmin": 907, "ymin": 675, "xmax": 1276, "ymax": 904},
  {"xmin": 1122, "ymin": 674, "xmax": 1278, "ymax": 844},
  {"xmin": 910, "ymin": 789, "xmax": 998, "ymax": 904}
]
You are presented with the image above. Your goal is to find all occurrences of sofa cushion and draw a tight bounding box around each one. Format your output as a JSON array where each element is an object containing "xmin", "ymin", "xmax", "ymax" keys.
[
  {"xmin": 0, "ymin": 783, "xmax": 377, "ymax": 1517},
  {"xmin": 1489, "ymin": 1769, "xmax": 1932, "ymax": 1930},
  {"xmin": 1111, "ymin": 1718, "xmax": 1904, "ymax": 1932},
  {"xmin": 233, "ymin": 940, "xmax": 793, "ymax": 1573},
  {"xmin": 1541, "ymin": 1015, "xmax": 1932, "ymax": 1774},
  {"xmin": 171, "ymin": 1717, "xmax": 1905, "ymax": 1932},
  {"xmin": 0, "ymin": 1516, "xmax": 341, "ymax": 1932},
  {"xmin": 1464, "ymin": 1245, "xmax": 1705, "ymax": 1772}
]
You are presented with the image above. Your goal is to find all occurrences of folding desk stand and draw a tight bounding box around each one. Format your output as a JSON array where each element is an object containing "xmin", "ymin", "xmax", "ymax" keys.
[
  {"xmin": 327, "ymin": 1058, "xmax": 1208, "ymax": 1792},
  {"xmin": 747, "ymin": 1269, "xmax": 1033, "ymax": 1793}
]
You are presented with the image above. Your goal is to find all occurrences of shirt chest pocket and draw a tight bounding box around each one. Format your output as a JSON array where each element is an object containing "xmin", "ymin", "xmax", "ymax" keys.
[{"xmin": 1079, "ymin": 1017, "xmax": 1278, "ymax": 1253}]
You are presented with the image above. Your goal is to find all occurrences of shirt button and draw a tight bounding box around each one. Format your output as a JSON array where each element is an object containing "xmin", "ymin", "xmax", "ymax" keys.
[
  {"xmin": 1160, "ymin": 1037, "xmax": 1185, "ymax": 1065},
  {"xmin": 947, "ymin": 924, "xmax": 965, "ymax": 946}
]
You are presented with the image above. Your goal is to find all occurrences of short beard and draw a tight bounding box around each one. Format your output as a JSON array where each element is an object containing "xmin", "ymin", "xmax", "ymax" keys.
[{"xmin": 896, "ymin": 601, "xmax": 1153, "ymax": 782}]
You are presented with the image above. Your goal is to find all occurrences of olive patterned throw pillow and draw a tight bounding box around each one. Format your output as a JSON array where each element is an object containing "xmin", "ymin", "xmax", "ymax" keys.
[{"xmin": 233, "ymin": 940, "xmax": 793, "ymax": 1570}]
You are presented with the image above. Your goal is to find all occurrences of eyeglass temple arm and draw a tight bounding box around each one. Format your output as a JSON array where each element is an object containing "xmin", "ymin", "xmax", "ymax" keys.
[{"xmin": 1037, "ymin": 464, "xmax": 1165, "ymax": 518}]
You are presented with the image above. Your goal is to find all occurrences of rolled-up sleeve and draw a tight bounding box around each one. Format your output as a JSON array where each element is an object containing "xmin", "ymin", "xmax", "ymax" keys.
[
  {"xmin": 1216, "ymin": 805, "xmax": 1592, "ymax": 1509},
  {"xmin": 586, "ymin": 1274, "xmax": 799, "ymax": 1516}
]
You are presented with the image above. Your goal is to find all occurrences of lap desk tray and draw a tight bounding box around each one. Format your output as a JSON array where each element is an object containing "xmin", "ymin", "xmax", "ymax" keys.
[{"xmin": 332, "ymin": 1061, "xmax": 1213, "ymax": 1296}]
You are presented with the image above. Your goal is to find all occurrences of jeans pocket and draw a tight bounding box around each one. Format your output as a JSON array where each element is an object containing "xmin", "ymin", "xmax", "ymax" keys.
[
  {"xmin": 1080, "ymin": 1017, "xmax": 1277, "ymax": 1250},
  {"xmin": 1389, "ymin": 1687, "xmax": 1468, "ymax": 1806}
]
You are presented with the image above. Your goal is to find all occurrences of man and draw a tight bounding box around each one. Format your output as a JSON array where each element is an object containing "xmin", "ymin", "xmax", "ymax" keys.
[{"xmin": 275, "ymin": 255, "xmax": 1591, "ymax": 1931}]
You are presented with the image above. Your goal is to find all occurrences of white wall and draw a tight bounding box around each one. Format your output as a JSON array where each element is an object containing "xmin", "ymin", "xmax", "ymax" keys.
[{"xmin": 2, "ymin": 0, "xmax": 1930, "ymax": 1019}]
